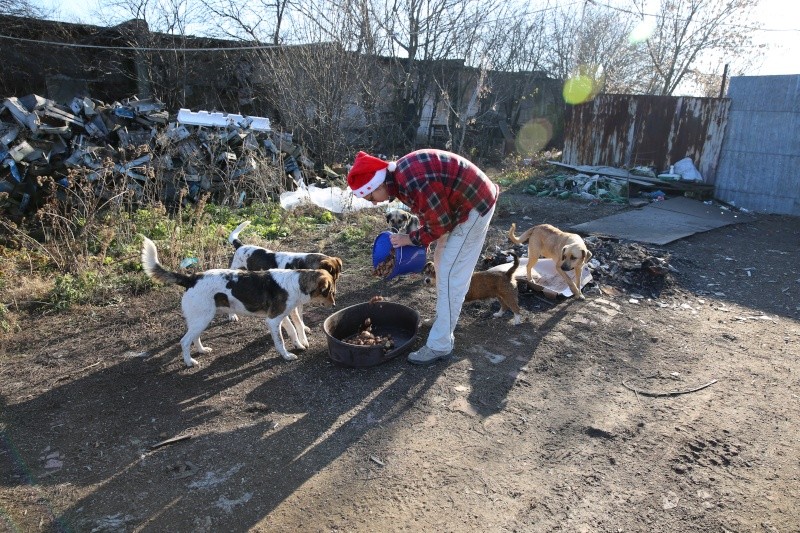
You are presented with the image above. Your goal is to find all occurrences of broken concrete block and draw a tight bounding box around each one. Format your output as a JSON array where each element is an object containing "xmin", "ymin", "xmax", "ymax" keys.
[
  {"xmin": 113, "ymin": 154, "xmax": 152, "ymax": 182},
  {"xmin": 49, "ymin": 136, "xmax": 69, "ymax": 159},
  {"xmin": 114, "ymin": 164, "xmax": 149, "ymax": 182},
  {"xmin": 216, "ymin": 152, "xmax": 237, "ymax": 164},
  {"xmin": 262, "ymin": 138, "xmax": 279, "ymax": 156},
  {"xmin": 117, "ymin": 127, "xmax": 152, "ymax": 148},
  {"xmin": 113, "ymin": 106, "xmax": 136, "ymax": 119},
  {"xmin": 175, "ymin": 139, "xmax": 201, "ymax": 160},
  {"xmin": 0, "ymin": 123, "xmax": 19, "ymax": 146},
  {"xmin": 243, "ymin": 133, "xmax": 259, "ymax": 151},
  {"xmin": 140, "ymin": 110, "xmax": 168, "ymax": 124},
  {"xmin": 1, "ymin": 151, "xmax": 23, "ymax": 183},
  {"xmin": 8, "ymin": 141, "xmax": 40, "ymax": 163},
  {"xmin": 232, "ymin": 156, "xmax": 258, "ymax": 179},
  {"xmin": 42, "ymin": 103, "xmax": 85, "ymax": 127},
  {"xmin": 17, "ymin": 94, "xmax": 48, "ymax": 111},
  {"xmin": 164, "ymin": 123, "xmax": 191, "ymax": 142},
  {"xmin": 3, "ymin": 97, "xmax": 41, "ymax": 131},
  {"xmin": 84, "ymin": 116, "xmax": 109, "ymax": 139},
  {"xmin": 70, "ymin": 96, "xmax": 96, "ymax": 117},
  {"xmin": 176, "ymin": 109, "xmax": 271, "ymax": 132}
]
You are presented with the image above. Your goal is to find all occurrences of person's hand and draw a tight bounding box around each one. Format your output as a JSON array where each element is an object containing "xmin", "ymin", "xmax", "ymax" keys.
[{"xmin": 389, "ymin": 233, "xmax": 412, "ymax": 248}]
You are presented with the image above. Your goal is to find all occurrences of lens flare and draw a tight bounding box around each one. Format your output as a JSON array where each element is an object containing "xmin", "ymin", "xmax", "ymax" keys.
[
  {"xmin": 516, "ymin": 119, "xmax": 553, "ymax": 155},
  {"xmin": 563, "ymin": 75, "xmax": 594, "ymax": 105},
  {"xmin": 629, "ymin": 16, "xmax": 656, "ymax": 45}
]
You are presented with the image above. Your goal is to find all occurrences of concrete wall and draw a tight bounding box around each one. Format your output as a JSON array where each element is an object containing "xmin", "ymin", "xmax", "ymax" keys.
[{"xmin": 715, "ymin": 75, "xmax": 800, "ymax": 215}]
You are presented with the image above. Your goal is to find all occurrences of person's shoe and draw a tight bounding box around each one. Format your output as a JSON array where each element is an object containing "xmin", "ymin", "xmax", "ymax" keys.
[{"xmin": 407, "ymin": 346, "xmax": 452, "ymax": 365}]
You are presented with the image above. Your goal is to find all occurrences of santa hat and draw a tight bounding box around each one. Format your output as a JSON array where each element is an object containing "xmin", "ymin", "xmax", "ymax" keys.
[{"xmin": 347, "ymin": 151, "xmax": 396, "ymax": 198}]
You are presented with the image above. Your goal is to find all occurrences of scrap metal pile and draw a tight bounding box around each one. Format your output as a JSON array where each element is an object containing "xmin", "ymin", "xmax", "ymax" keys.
[{"xmin": 0, "ymin": 94, "xmax": 328, "ymax": 221}]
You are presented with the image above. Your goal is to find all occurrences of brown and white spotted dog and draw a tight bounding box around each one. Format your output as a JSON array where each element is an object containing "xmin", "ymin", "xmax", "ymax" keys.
[
  {"xmin": 141, "ymin": 237, "xmax": 336, "ymax": 367},
  {"xmin": 228, "ymin": 221, "xmax": 343, "ymax": 277},
  {"xmin": 227, "ymin": 220, "xmax": 343, "ymax": 326}
]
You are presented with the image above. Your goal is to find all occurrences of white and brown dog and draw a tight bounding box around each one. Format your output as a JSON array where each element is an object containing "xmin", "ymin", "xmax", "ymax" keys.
[
  {"xmin": 385, "ymin": 208, "xmax": 420, "ymax": 234},
  {"xmin": 227, "ymin": 220, "xmax": 343, "ymax": 326},
  {"xmin": 141, "ymin": 236, "xmax": 336, "ymax": 367},
  {"xmin": 228, "ymin": 221, "xmax": 343, "ymax": 277},
  {"xmin": 508, "ymin": 223, "xmax": 592, "ymax": 300},
  {"xmin": 424, "ymin": 253, "xmax": 523, "ymax": 325}
]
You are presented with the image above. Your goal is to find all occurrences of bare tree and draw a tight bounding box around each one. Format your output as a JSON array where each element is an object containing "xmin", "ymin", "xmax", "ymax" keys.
[
  {"xmin": 0, "ymin": 0, "xmax": 46, "ymax": 17},
  {"xmin": 544, "ymin": 3, "xmax": 643, "ymax": 94},
  {"xmin": 363, "ymin": 0, "xmax": 506, "ymax": 150},
  {"xmin": 633, "ymin": 0, "xmax": 763, "ymax": 95},
  {"xmin": 199, "ymin": 0, "xmax": 294, "ymax": 45}
]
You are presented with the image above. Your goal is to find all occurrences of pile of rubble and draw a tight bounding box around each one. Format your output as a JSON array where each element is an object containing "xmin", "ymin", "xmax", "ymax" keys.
[
  {"xmin": 482, "ymin": 237, "xmax": 679, "ymax": 299},
  {"xmin": 518, "ymin": 172, "xmax": 629, "ymax": 204},
  {"xmin": 0, "ymin": 93, "xmax": 330, "ymax": 221}
]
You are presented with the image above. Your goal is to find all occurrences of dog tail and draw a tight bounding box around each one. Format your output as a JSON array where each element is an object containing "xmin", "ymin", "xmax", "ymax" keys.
[
  {"xmin": 228, "ymin": 220, "xmax": 252, "ymax": 249},
  {"xmin": 505, "ymin": 252, "xmax": 519, "ymax": 281},
  {"xmin": 141, "ymin": 237, "xmax": 196, "ymax": 289},
  {"xmin": 508, "ymin": 223, "xmax": 527, "ymax": 245}
]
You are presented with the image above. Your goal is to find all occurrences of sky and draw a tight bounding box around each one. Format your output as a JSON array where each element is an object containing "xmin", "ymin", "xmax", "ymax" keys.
[{"xmin": 31, "ymin": 0, "xmax": 800, "ymax": 76}]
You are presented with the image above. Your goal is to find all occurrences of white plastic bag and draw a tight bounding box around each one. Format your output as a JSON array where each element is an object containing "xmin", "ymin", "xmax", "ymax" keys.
[
  {"xmin": 279, "ymin": 184, "xmax": 385, "ymax": 213},
  {"xmin": 673, "ymin": 157, "xmax": 703, "ymax": 182}
]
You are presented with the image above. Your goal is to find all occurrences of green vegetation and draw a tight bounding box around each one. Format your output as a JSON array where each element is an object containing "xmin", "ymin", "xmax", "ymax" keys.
[{"xmin": 0, "ymin": 152, "xmax": 561, "ymax": 329}]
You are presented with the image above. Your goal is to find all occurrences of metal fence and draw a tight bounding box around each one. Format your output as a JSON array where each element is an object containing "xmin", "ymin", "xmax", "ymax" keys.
[
  {"xmin": 562, "ymin": 94, "xmax": 730, "ymax": 183},
  {"xmin": 714, "ymin": 75, "xmax": 800, "ymax": 215}
]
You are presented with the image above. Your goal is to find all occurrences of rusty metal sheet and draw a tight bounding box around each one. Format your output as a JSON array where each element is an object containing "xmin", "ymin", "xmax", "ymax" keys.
[{"xmin": 563, "ymin": 95, "xmax": 730, "ymax": 184}]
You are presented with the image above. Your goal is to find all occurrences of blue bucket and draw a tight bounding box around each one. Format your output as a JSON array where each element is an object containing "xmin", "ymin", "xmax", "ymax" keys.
[{"xmin": 372, "ymin": 231, "xmax": 427, "ymax": 280}]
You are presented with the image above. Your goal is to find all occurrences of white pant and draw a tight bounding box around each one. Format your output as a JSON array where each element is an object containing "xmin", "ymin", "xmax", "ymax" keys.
[{"xmin": 427, "ymin": 204, "xmax": 496, "ymax": 352}]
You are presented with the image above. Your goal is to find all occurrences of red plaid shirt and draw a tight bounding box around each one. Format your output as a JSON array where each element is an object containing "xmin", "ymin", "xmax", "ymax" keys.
[{"xmin": 385, "ymin": 149, "xmax": 499, "ymax": 246}]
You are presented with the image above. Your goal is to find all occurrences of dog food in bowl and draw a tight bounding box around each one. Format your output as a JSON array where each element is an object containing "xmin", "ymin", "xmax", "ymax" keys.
[
  {"xmin": 323, "ymin": 301, "xmax": 419, "ymax": 367},
  {"xmin": 342, "ymin": 318, "xmax": 396, "ymax": 352}
]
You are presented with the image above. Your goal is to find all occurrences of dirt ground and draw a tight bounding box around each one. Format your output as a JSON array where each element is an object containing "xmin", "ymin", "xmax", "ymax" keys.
[{"xmin": 2, "ymin": 191, "xmax": 799, "ymax": 533}]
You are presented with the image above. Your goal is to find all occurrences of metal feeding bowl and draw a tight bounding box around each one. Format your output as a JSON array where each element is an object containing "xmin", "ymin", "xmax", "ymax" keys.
[{"xmin": 323, "ymin": 301, "xmax": 420, "ymax": 367}]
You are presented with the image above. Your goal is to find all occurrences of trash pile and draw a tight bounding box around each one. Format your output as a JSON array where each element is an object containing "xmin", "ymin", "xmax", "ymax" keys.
[
  {"xmin": 481, "ymin": 236, "xmax": 679, "ymax": 299},
  {"xmin": 0, "ymin": 93, "xmax": 331, "ymax": 221},
  {"xmin": 529, "ymin": 159, "xmax": 714, "ymax": 205},
  {"xmin": 519, "ymin": 172, "xmax": 628, "ymax": 204},
  {"xmin": 585, "ymin": 236, "xmax": 678, "ymax": 298}
]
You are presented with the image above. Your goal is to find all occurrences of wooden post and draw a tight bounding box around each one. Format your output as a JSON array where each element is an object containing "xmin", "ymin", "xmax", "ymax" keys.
[{"xmin": 719, "ymin": 63, "xmax": 729, "ymax": 98}]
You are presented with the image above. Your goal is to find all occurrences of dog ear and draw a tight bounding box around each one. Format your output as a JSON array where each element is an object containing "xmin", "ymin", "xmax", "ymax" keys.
[
  {"xmin": 317, "ymin": 273, "xmax": 336, "ymax": 303},
  {"xmin": 583, "ymin": 249, "xmax": 592, "ymax": 260},
  {"xmin": 320, "ymin": 257, "xmax": 343, "ymax": 278}
]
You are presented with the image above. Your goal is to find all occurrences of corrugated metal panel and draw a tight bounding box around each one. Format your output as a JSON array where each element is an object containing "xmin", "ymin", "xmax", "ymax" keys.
[
  {"xmin": 715, "ymin": 75, "xmax": 800, "ymax": 215},
  {"xmin": 563, "ymin": 95, "xmax": 729, "ymax": 182}
]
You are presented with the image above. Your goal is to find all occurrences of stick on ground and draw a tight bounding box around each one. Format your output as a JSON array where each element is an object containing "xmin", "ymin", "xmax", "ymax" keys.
[
  {"xmin": 621, "ymin": 379, "xmax": 718, "ymax": 398},
  {"xmin": 150, "ymin": 434, "xmax": 192, "ymax": 450}
]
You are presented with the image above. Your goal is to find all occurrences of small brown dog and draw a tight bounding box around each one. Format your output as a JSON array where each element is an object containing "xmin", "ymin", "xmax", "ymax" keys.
[
  {"xmin": 424, "ymin": 253, "xmax": 522, "ymax": 325},
  {"xmin": 508, "ymin": 223, "xmax": 592, "ymax": 300}
]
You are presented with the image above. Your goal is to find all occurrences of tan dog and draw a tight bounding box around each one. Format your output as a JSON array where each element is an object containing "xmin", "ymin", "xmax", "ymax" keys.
[
  {"xmin": 424, "ymin": 253, "xmax": 522, "ymax": 325},
  {"xmin": 508, "ymin": 223, "xmax": 592, "ymax": 300}
]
